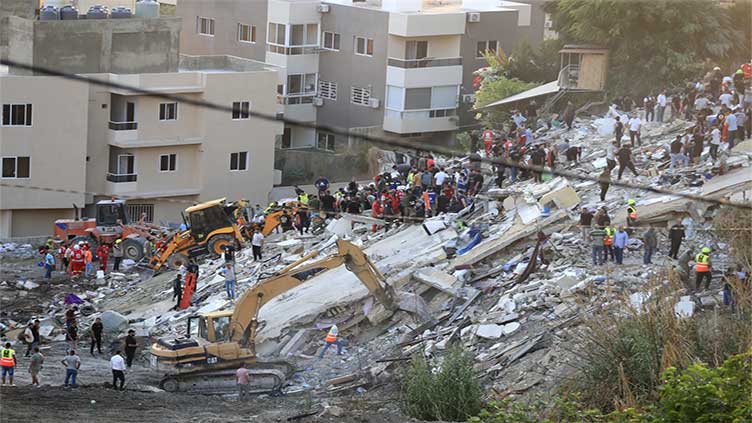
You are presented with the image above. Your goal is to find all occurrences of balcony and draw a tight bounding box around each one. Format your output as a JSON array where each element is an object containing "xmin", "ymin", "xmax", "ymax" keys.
[
  {"xmin": 383, "ymin": 108, "xmax": 458, "ymax": 134},
  {"xmin": 106, "ymin": 173, "xmax": 137, "ymax": 183},
  {"xmin": 387, "ymin": 57, "xmax": 462, "ymax": 69},
  {"xmin": 105, "ymin": 173, "xmax": 137, "ymax": 195},
  {"xmin": 108, "ymin": 121, "xmax": 138, "ymax": 130}
]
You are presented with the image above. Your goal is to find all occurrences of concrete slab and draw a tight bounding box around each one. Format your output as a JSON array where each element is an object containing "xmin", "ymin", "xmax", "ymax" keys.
[
  {"xmin": 414, "ymin": 268, "xmax": 460, "ymax": 295},
  {"xmin": 476, "ymin": 324, "xmax": 504, "ymax": 339}
]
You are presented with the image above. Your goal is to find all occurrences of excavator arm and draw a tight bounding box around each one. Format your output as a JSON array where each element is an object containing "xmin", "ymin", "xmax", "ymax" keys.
[{"xmin": 228, "ymin": 239, "xmax": 399, "ymax": 354}]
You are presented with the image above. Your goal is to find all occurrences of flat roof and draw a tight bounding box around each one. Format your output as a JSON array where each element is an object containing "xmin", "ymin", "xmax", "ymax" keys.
[
  {"xmin": 325, "ymin": 0, "xmax": 528, "ymax": 14},
  {"xmin": 179, "ymin": 55, "xmax": 279, "ymax": 73}
]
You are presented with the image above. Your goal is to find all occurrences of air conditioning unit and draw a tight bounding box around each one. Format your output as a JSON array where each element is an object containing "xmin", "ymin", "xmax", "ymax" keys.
[
  {"xmin": 467, "ymin": 12, "xmax": 480, "ymax": 23},
  {"xmin": 462, "ymin": 94, "xmax": 475, "ymax": 104},
  {"xmin": 318, "ymin": 4, "xmax": 330, "ymax": 13},
  {"xmin": 368, "ymin": 98, "xmax": 380, "ymax": 109},
  {"xmin": 313, "ymin": 97, "xmax": 324, "ymax": 106}
]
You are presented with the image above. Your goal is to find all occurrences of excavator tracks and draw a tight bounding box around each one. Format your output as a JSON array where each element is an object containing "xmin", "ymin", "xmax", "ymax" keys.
[{"xmin": 159, "ymin": 361, "xmax": 294, "ymax": 394}]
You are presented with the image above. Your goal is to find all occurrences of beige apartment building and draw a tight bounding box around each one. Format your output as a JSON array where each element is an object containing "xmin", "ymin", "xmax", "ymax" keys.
[{"xmin": 0, "ymin": 3, "xmax": 283, "ymax": 238}]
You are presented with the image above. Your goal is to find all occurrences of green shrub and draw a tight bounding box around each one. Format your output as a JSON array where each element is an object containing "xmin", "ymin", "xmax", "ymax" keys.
[{"xmin": 400, "ymin": 346, "xmax": 482, "ymax": 421}]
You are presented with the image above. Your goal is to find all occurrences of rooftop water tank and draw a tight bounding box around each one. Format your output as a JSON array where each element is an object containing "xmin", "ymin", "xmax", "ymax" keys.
[
  {"xmin": 86, "ymin": 5, "xmax": 109, "ymax": 19},
  {"xmin": 43, "ymin": 0, "xmax": 69, "ymax": 8},
  {"xmin": 111, "ymin": 7, "xmax": 133, "ymax": 18},
  {"xmin": 59, "ymin": 5, "xmax": 79, "ymax": 20},
  {"xmin": 40, "ymin": 5, "xmax": 60, "ymax": 20},
  {"xmin": 135, "ymin": 0, "xmax": 160, "ymax": 19}
]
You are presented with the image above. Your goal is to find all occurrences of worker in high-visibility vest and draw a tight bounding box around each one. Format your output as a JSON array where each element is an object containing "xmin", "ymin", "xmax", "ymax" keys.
[
  {"xmin": 1, "ymin": 342, "xmax": 17, "ymax": 386},
  {"xmin": 626, "ymin": 199, "xmax": 638, "ymax": 227},
  {"xmin": 695, "ymin": 247, "xmax": 713, "ymax": 291},
  {"xmin": 603, "ymin": 226, "xmax": 615, "ymax": 262},
  {"xmin": 318, "ymin": 324, "xmax": 344, "ymax": 358},
  {"xmin": 298, "ymin": 191, "xmax": 309, "ymax": 206}
]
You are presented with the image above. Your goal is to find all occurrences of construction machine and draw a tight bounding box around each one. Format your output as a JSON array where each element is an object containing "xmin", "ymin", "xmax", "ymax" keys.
[
  {"xmin": 53, "ymin": 200, "xmax": 162, "ymax": 261},
  {"xmin": 147, "ymin": 198, "xmax": 247, "ymax": 271},
  {"xmin": 150, "ymin": 239, "xmax": 429, "ymax": 393}
]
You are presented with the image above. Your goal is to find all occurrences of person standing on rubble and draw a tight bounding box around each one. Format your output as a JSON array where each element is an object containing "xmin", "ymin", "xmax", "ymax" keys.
[
  {"xmin": 90, "ymin": 317, "xmax": 103, "ymax": 356},
  {"xmin": 626, "ymin": 199, "xmax": 638, "ymax": 228},
  {"xmin": 579, "ymin": 208, "xmax": 593, "ymax": 243},
  {"xmin": 124, "ymin": 329, "xmax": 138, "ymax": 368},
  {"xmin": 251, "ymin": 228, "xmax": 264, "ymax": 261},
  {"xmin": 617, "ymin": 144, "xmax": 639, "ymax": 180},
  {"xmin": 606, "ymin": 141, "xmax": 617, "ymax": 171},
  {"xmin": 110, "ymin": 350, "xmax": 126, "ymax": 391},
  {"xmin": 172, "ymin": 274, "xmax": 183, "ymax": 310},
  {"xmin": 96, "ymin": 243, "xmax": 109, "ymax": 273},
  {"xmin": 61, "ymin": 349, "xmax": 80, "ymax": 388},
  {"xmin": 613, "ymin": 226, "xmax": 629, "ymax": 265},
  {"xmin": 656, "ymin": 91, "xmax": 668, "ymax": 123},
  {"xmin": 112, "ymin": 239, "xmax": 124, "ymax": 272},
  {"xmin": 614, "ymin": 116, "xmax": 624, "ymax": 146},
  {"xmin": 221, "ymin": 263, "xmax": 236, "ymax": 300},
  {"xmin": 670, "ymin": 135, "xmax": 688, "ymax": 171},
  {"xmin": 236, "ymin": 363, "xmax": 251, "ymax": 399},
  {"xmin": 590, "ymin": 226, "xmax": 606, "ymax": 266},
  {"xmin": 83, "ymin": 243, "xmax": 93, "ymax": 278},
  {"xmin": 603, "ymin": 226, "xmax": 615, "ymax": 263},
  {"xmin": 319, "ymin": 324, "xmax": 344, "ymax": 358},
  {"xmin": 562, "ymin": 101, "xmax": 576, "ymax": 130},
  {"xmin": 628, "ymin": 114, "xmax": 642, "ymax": 146},
  {"xmin": 44, "ymin": 246, "xmax": 56, "ymax": 279},
  {"xmin": 668, "ymin": 221, "xmax": 686, "ymax": 259},
  {"xmin": 29, "ymin": 347, "xmax": 43, "ymax": 387},
  {"xmin": 642, "ymin": 227, "xmax": 658, "ymax": 265},
  {"xmin": 598, "ymin": 168, "xmax": 611, "ymax": 201},
  {"xmin": 695, "ymin": 247, "xmax": 713, "ymax": 291}
]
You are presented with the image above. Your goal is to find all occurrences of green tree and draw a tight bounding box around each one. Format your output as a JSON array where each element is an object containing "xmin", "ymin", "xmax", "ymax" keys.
[
  {"xmin": 473, "ymin": 52, "xmax": 538, "ymax": 128},
  {"xmin": 545, "ymin": 0, "xmax": 739, "ymax": 95},
  {"xmin": 507, "ymin": 39, "xmax": 564, "ymax": 83}
]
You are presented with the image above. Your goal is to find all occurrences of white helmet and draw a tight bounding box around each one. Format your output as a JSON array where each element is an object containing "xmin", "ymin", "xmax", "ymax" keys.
[{"xmin": 73, "ymin": 245, "xmax": 80, "ymax": 250}]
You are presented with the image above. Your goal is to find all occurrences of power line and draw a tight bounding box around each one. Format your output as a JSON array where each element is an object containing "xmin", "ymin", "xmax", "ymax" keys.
[{"xmin": 1, "ymin": 58, "xmax": 750, "ymax": 210}]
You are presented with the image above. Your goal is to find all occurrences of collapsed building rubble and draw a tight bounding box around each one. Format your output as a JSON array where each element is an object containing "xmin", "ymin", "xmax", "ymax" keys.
[{"xmin": 1, "ymin": 109, "xmax": 750, "ymax": 402}]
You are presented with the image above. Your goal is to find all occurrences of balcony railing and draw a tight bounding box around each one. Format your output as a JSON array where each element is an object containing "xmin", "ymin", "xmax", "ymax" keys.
[
  {"xmin": 108, "ymin": 121, "xmax": 138, "ymax": 130},
  {"xmin": 266, "ymin": 44, "xmax": 320, "ymax": 55},
  {"xmin": 387, "ymin": 57, "xmax": 462, "ymax": 69},
  {"xmin": 557, "ymin": 64, "xmax": 580, "ymax": 89},
  {"xmin": 385, "ymin": 108, "xmax": 457, "ymax": 120},
  {"xmin": 106, "ymin": 173, "xmax": 137, "ymax": 183}
]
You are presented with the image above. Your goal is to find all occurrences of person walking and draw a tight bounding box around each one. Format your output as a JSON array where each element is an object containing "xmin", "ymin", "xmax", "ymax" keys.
[
  {"xmin": 29, "ymin": 347, "xmax": 43, "ymax": 387},
  {"xmin": 83, "ymin": 244, "xmax": 93, "ymax": 277},
  {"xmin": 1, "ymin": 342, "xmax": 17, "ymax": 386},
  {"xmin": 124, "ymin": 329, "xmax": 138, "ymax": 368},
  {"xmin": 668, "ymin": 222, "xmax": 685, "ymax": 259},
  {"xmin": 642, "ymin": 227, "xmax": 658, "ymax": 265},
  {"xmin": 66, "ymin": 322, "xmax": 78, "ymax": 352},
  {"xmin": 606, "ymin": 141, "xmax": 617, "ymax": 171},
  {"xmin": 172, "ymin": 274, "xmax": 183, "ymax": 310},
  {"xmin": 222, "ymin": 263, "xmax": 236, "ymax": 300},
  {"xmin": 579, "ymin": 207, "xmax": 593, "ymax": 243},
  {"xmin": 112, "ymin": 239, "xmax": 124, "ymax": 271},
  {"xmin": 590, "ymin": 226, "xmax": 606, "ymax": 266},
  {"xmin": 96, "ymin": 243, "xmax": 109, "ymax": 272},
  {"xmin": 628, "ymin": 114, "xmax": 642, "ymax": 146},
  {"xmin": 318, "ymin": 324, "xmax": 344, "ymax": 358},
  {"xmin": 110, "ymin": 351, "xmax": 126, "ymax": 391},
  {"xmin": 30, "ymin": 319, "xmax": 40, "ymax": 356},
  {"xmin": 695, "ymin": 247, "xmax": 712, "ymax": 291},
  {"xmin": 598, "ymin": 168, "xmax": 611, "ymax": 201},
  {"xmin": 614, "ymin": 116, "xmax": 624, "ymax": 146},
  {"xmin": 669, "ymin": 135, "xmax": 688, "ymax": 171},
  {"xmin": 44, "ymin": 247, "xmax": 56, "ymax": 279},
  {"xmin": 236, "ymin": 363, "xmax": 250, "ymax": 400},
  {"xmin": 617, "ymin": 145, "xmax": 639, "ymax": 180},
  {"xmin": 251, "ymin": 228, "xmax": 264, "ymax": 261},
  {"xmin": 90, "ymin": 317, "xmax": 103, "ymax": 356},
  {"xmin": 613, "ymin": 226, "xmax": 629, "ymax": 265},
  {"xmin": 61, "ymin": 350, "xmax": 80, "ymax": 388}
]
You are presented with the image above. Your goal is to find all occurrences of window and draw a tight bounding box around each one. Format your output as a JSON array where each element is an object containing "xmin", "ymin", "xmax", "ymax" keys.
[
  {"xmin": 229, "ymin": 152, "xmax": 248, "ymax": 171},
  {"xmin": 317, "ymin": 133, "xmax": 335, "ymax": 151},
  {"xmin": 429, "ymin": 109, "xmax": 456, "ymax": 118},
  {"xmin": 1, "ymin": 156, "xmax": 30, "ymax": 178},
  {"xmin": 126, "ymin": 204, "xmax": 154, "ymax": 223},
  {"xmin": 405, "ymin": 40, "xmax": 428, "ymax": 60},
  {"xmin": 318, "ymin": 80, "xmax": 337, "ymax": 101},
  {"xmin": 476, "ymin": 40, "xmax": 498, "ymax": 58},
  {"xmin": 159, "ymin": 102, "xmax": 177, "ymax": 121},
  {"xmin": 197, "ymin": 17, "xmax": 215, "ymax": 36},
  {"xmin": 405, "ymin": 88, "xmax": 431, "ymax": 110},
  {"xmin": 159, "ymin": 154, "xmax": 177, "ymax": 172},
  {"xmin": 355, "ymin": 36, "xmax": 374, "ymax": 56},
  {"xmin": 267, "ymin": 22, "xmax": 287, "ymax": 45},
  {"xmin": 351, "ymin": 86, "xmax": 371, "ymax": 106},
  {"xmin": 232, "ymin": 101, "xmax": 251, "ymax": 119},
  {"xmin": 286, "ymin": 74, "xmax": 317, "ymax": 96},
  {"xmin": 290, "ymin": 24, "xmax": 318, "ymax": 46},
  {"xmin": 323, "ymin": 31, "xmax": 340, "ymax": 50},
  {"xmin": 2, "ymin": 104, "xmax": 32, "ymax": 126},
  {"xmin": 238, "ymin": 23, "xmax": 256, "ymax": 43},
  {"xmin": 117, "ymin": 154, "xmax": 135, "ymax": 175}
]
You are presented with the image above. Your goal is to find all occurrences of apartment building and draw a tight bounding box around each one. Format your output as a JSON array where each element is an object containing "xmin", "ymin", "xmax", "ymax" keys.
[
  {"xmin": 0, "ymin": 5, "xmax": 283, "ymax": 237},
  {"xmin": 177, "ymin": 0, "xmax": 546, "ymax": 181}
]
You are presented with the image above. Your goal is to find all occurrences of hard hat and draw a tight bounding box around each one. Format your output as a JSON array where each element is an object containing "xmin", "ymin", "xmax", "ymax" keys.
[
  {"xmin": 73, "ymin": 245, "xmax": 80, "ymax": 250},
  {"xmin": 78, "ymin": 241, "xmax": 83, "ymax": 245},
  {"xmin": 627, "ymin": 199, "xmax": 636, "ymax": 205},
  {"xmin": 702, "ymin": 247, "xmax": 711, "ymax": 254},
  {"xmin": 115, "ymin": 239, "xmax": 122, "ymax": 244},
  {"xmin": 713, "ymin": 66, "xmax": 721, "ymax": 71}
]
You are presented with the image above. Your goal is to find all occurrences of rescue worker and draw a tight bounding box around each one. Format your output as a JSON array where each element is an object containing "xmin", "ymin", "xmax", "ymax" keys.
[
  {"xmin": 58, "ymin": 242, "xmax": 69, "ymax": 271},
  {"xmin": 603, "ymin": 226, "xmax": 616, "ymax": 262},
  {"xmin": 695, "ymin": 247, "xmax": 713, "ymax": 291},
  {"xmin": 70, "ymin": 244, "xmax": 85, "ymax": 277},
  {"xmin": 626, "ymin": 199, "xmax": 638, "ymax": 227},
  {"xmin": 297, "ymin": 190, "xmax": 310, "ymax": 206},
  {"xmin": 1, "ymin": 342, "xmax": 17, "ymax": 386},
  {"xmin": 83, "ymin": 243, "xmax": 93, "ymax": 277},
  {"xmin": 96, "ymin": 243, "xmax": 110, "ymax": 272},
  {"xmin": 112, "ymin": 239, "xmax": 124, "ymax": 271},
  {"xmin": 172, "ymin": 274, "xmax": 183, "ymax": 310},
  {"xmin": 318, "ymin": 324, "xmax": 344, "ymax": 358}
]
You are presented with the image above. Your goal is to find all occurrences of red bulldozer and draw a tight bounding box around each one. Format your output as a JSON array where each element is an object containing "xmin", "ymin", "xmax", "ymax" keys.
[{"xmin": 53, "ymin": 199, "xmax": 163, "ymax": 262}]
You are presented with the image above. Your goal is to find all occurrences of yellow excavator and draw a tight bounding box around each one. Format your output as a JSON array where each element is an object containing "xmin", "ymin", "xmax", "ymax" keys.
[{"xmin": 149, "ymin": 239, "xmax": 430, "ymax": 393}]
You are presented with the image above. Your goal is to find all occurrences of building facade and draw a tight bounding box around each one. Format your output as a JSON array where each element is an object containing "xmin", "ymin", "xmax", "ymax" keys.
[
  {"xmin": 1, "ymin": 9, "xmax": 282, "ymax": 237},
  {"xmin": 177, "ymin": 0, "xmax": 546, "ymax": 181}
]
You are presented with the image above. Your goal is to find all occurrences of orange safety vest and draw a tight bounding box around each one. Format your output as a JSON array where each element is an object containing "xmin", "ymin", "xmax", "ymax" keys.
[
  {"xmin": 695, "ymin": 254, "xmax": 710, "ymax": 272},
  {"xmin": 603, "ymin": 228, "xmax": 614, "ymax": 246},
  {"xmin": 0, "ymin": 348, "xmax": 15, "ymax": 367},
  {"xmin": 324, "ymin": 326, "xmax": 338, "ymax": 343},
  {"xmin": 627, "ymin": 206, "xmax": 638, "ymax": 220}
]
